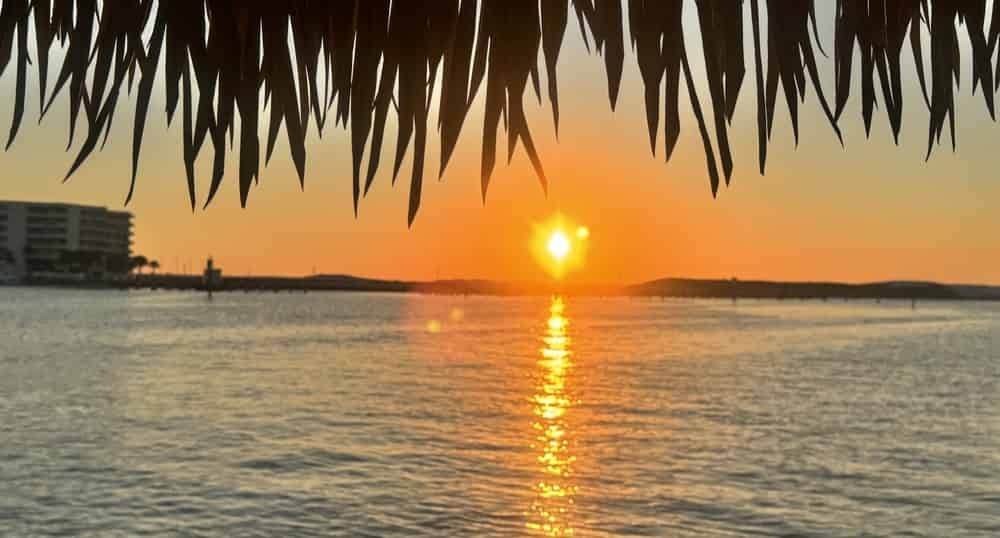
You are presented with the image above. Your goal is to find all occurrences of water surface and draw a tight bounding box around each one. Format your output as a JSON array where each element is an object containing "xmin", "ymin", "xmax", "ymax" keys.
[{"xmin": 1, "ymin": 288, "xmax": 998, "ymax": 536}]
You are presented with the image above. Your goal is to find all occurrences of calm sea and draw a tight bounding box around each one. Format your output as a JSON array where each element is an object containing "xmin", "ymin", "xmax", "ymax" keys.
[{"xmin": 1, "ymin": 288, "xmax": 998, "ymax": 537}]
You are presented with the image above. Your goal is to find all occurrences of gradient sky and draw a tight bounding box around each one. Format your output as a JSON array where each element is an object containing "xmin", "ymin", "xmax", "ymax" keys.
[{"xmin": 0, "ymin": 3, "xmax": 998, "ymax": 284}]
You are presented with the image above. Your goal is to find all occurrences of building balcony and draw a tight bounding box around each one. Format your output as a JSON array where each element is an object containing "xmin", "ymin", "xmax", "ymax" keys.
[
  {"xmin": 26, "ymin": 207, "xmax": 68, "ymax": 215},
  {"xmin": 31, "ymin": 231, "xmax": 68, "ymax": 238}
]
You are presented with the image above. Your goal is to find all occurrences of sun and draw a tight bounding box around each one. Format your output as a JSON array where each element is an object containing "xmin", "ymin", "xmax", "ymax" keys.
[
  {"xmin": 547, "ymin": 230, "xmax": 571, "ymax": 262},
  {"xmin": 532, "ymin": 214, "xmax": 589, "ymax": 279}
]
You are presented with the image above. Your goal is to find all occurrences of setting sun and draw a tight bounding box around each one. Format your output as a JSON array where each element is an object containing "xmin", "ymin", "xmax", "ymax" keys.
[
  {"xmin": 547, "ymin": 231, "xmax": 571, "ymax": 262},
  {"xmin": 532, "ymin": 214, "xmax": 590, "ymax": 280}
]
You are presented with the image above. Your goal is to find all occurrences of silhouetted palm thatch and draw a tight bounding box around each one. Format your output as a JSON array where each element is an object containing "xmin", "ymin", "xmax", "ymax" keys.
[{"xmin": 0, "ymin": 1, "xmax": 997, "ymax": 224}]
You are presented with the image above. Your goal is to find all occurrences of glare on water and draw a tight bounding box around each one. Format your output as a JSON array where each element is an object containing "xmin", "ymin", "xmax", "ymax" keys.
[{"xmin": 527, "ymin": 297, "xmax": 579, "ymax": 536}]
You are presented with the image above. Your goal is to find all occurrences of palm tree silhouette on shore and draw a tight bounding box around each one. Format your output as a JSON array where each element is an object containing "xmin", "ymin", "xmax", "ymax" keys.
[{"xmin": 131, "ymin": 256, "xmax": 149, "ymax": 275}]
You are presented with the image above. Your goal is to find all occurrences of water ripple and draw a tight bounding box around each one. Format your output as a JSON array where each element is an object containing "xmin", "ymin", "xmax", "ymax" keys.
[{"xmin": 0, "ymin": 289, "xmax": 997, "ymax": 536}]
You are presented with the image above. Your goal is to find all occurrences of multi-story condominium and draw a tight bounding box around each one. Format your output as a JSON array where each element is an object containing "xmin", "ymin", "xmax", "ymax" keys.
[{"xmin": 0, "ymin": 200, "xmax": 133, "ymax": 277}]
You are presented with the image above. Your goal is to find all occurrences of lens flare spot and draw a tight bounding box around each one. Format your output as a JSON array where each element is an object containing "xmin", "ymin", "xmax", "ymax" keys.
[{"xmin": 575, "ymin": 227, "xmax": 589, "ymax": 240}]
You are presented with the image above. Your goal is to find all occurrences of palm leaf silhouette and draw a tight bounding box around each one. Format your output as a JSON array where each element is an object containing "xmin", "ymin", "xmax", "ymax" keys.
[{"xmin": 0, "ymin": 1, "xmax": 996, "ymax": 224}]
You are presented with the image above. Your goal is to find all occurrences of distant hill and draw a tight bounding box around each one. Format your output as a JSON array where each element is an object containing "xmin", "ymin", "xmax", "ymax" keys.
[
  {"xmin": 627, "ymin": 278, "xmax": 999, "ymax": 301},
  {"xmin": 412, "ymin": 279, "xmax": 622, "ymax": 296},
  {"xmin": 409, "ymin": 277, "xmax": 1000, "ymax": 300},
  {"xmin": 117, "ymin": 273, "xmax": 1000, "ymax": 300},
  {"xmin": 306, "ymin": 274, "xmax": 412, "ymax": 291},
  {"xmin": 950, "ymin": 285, "xmax": 1000, "ymax": 300}
]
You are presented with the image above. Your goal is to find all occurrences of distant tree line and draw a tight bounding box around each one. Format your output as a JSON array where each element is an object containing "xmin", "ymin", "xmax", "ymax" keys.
[{"xmin": 13, "ymin": 248, "xmax": 159, "ymax": 276}]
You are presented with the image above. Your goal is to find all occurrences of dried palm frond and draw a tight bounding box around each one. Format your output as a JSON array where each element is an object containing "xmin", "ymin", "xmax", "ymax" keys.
[{"xmin": 0, "ymin": 1, "xmax": 996, "ymax": 225}]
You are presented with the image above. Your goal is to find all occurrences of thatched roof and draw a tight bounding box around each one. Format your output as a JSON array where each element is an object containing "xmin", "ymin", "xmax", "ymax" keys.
[{"xmin": 0, "ymin": 1, "xmax": 995, "ymax": 224}]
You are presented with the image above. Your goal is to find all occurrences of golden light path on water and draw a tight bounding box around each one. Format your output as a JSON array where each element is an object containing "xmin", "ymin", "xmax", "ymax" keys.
[{"xmin": 526, "ymin": 297, "xmax": 578, "ymax": 536}]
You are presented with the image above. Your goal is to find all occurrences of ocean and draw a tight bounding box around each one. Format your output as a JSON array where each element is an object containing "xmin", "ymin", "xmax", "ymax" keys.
[{"xmin": 1, "ymin": 288, "xmax": 998, "ymax": 537}]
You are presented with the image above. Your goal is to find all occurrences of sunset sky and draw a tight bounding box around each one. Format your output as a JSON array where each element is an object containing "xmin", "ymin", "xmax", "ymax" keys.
[{"xmin": 0, "ymin": 3, "xmax": 998, "ymax": 285}]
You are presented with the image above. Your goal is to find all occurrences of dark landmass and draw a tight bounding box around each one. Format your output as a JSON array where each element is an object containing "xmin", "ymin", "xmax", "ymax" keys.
[
  {"xmin": 39, "ymin": 273, "xmax": 995, "ymax": 301},
  {"xmin": 627, "ymin": 278, "xmax": 973, "ymax": 301},
  {"xmin": 950, "ymin": 285, "xmax": 1000, "ymax": 300},
  {"xmin": 394, "ymin": 276, "xmax": 1000, "ymax": 301},
  {"xmin": 411, "ymin": 279, "xmax": 621, "ymax": 297},
  {"xmin": 107, "ymin": 273, "xmax": 414, "ymax": 293}
]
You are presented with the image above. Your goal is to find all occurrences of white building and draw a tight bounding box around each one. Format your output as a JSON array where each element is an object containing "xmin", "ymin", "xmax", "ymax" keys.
[{"xmin": 0, "ymin": 200, "xmax": 133, "ymax": 278}]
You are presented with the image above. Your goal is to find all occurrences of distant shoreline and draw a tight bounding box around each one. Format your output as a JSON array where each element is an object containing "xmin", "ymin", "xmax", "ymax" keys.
[{"xmin": 8, "ymin": 274, "xmax": 1000, "ymax": 301}]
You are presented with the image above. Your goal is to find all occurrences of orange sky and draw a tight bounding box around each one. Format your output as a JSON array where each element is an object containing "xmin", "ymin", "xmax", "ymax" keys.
[{"xmin": 0, "ymin": 4, "xmax": 998, "ymax": 285}]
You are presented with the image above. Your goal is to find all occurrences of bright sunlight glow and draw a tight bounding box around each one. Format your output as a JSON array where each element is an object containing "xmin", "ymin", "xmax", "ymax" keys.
[
  {"xmin": 532, "ymin": 214, "xmax": 590, "ymax": 280},
  {"xmin": 547, "ymin": 231, "xmax": 571, "ymax": 262}
]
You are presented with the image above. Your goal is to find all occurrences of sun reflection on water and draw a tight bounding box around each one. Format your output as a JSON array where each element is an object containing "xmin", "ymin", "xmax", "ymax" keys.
[{"xmin": 526, "ymin": 297, "xmax": 578, "ymax": 536}]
